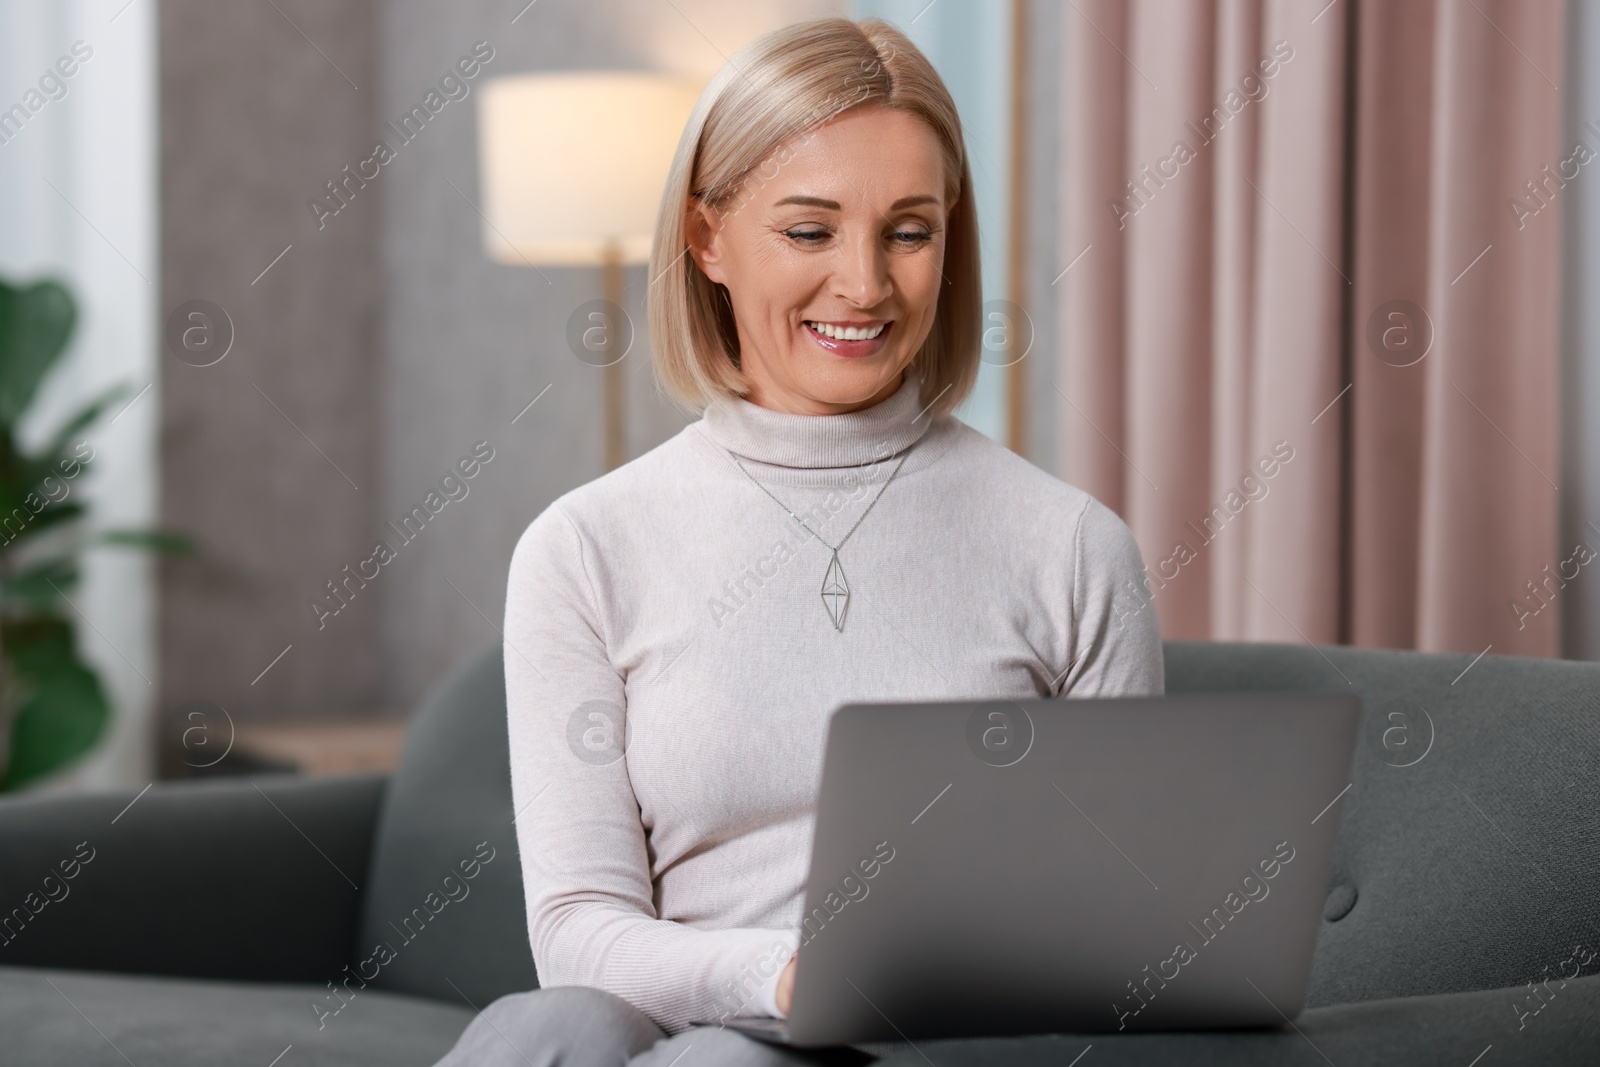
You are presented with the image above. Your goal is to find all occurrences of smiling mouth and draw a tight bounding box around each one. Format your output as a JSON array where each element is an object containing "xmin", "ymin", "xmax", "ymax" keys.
[{"xmin": 804, "ymin": 320, "xmax": 889, "ymax": 341}]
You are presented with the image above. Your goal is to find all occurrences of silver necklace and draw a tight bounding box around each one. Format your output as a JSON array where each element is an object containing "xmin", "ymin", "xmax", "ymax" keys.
[{"xmin": 728, "ymin": 444, "xmax": 915, "ymax": 632}]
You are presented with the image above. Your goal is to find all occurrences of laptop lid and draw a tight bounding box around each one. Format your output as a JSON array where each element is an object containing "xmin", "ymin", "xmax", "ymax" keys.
[{"xmin": 780, "ymin": 692, "xmax": 1360, "ymax": 1046}]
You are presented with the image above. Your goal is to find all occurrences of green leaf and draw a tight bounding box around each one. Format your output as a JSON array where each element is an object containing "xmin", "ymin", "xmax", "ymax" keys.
[
  {"xmin": 90, "ymin": 527, "xmax": 198, "ymax": 555},
  {"xmin": 4, "ymin": 615, "xmax": 79, "ymax": 675},
  {"xmin": 0, "ymin": 278, "xmax": 144, "ymax": 790},
  {"xmin": 0, "ymin": 616, "xmax": 109, "ymax": 789},
  {"xmin": 1, "ymin": 663, "xmax": 108, "ymax": 789},
  {"xmin": 0, "ymin": 500, "xmax": 85, "ymax": 550},
  {"xmin": 37, "ymin": 382, "xmax": 130, "ymax": 462},
  {"xmin": 0, "ymin": 279, "xmax": 77, "ymax": 429},
  {"xmin": 0, "ymin": 433, "xmax": 100, "ymax": 525},
  {"xmin": 2, "ymin": 557, "xmax": 79, "ymax": 611}
]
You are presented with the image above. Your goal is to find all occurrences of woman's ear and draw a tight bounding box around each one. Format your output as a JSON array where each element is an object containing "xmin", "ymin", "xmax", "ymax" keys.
[{"xmin": 686, "ymin": 198, "xmax": 729, "ymax": 285}]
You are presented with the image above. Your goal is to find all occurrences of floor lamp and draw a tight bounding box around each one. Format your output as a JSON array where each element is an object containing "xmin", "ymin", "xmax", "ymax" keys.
[{"xmin": 477, "ymin": 72, "xmax": 701, "ymax": 471}]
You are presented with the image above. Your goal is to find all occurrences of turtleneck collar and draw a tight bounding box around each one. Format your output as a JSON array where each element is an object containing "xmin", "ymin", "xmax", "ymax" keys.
[{"xmin": 695, "ymin": 374, "xmax": 934, "ymax": 470}]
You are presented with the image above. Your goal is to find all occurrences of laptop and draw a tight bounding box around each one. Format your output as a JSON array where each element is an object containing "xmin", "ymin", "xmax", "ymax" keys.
[{"xmin": 707, "ymin": 691, "xmax": 1360, "ymax": 1046}]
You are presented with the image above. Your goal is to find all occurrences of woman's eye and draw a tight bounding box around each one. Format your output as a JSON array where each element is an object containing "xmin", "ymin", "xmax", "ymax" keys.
[
  {"xmin": 892, "ymin": 229, "xmax": 932, "ymax": 246},
  {"xmin": 784, "ymin": 228, "xmax": 830, "ymax": 244}
]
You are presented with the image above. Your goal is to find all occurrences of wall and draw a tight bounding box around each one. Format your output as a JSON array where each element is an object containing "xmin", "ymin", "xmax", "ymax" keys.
[
  {"xmin": 374, "ymin": 0, "xmax": 837, "ymax": 710},
  {"xmin": 157, "ymin": 0, "xmax": 841, "ymax": 734},
  {"xmin": 159, "ymin": 0, "xmax": 383, "ymax": 748}
]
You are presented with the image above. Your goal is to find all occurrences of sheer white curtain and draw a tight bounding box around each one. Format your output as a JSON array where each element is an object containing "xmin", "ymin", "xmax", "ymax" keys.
[{"xmin": 0, "ymin": 0, "xmax": 159, "ymax": 791}]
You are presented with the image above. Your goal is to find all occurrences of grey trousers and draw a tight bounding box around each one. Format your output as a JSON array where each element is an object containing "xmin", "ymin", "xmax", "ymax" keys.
[{"xmin": 432, "ymin": 986, "xmax": 882, "ymax": 1067}]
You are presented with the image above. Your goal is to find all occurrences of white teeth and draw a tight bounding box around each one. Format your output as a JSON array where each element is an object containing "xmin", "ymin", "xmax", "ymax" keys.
[{"xmin": 806, "ymin": 321, "xmax": 885, "ymax": 341}]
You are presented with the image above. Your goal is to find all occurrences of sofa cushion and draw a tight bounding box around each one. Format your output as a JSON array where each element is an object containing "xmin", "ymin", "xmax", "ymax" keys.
[
  {"xmin": 870, "ymin": 973, "xmax": 1600, "ymax": 1067},
  {"xmin": 0, "ymin": 965, "xmax": 472, "ymax": 1067},
  {"xmin": 357, "ymin": 646, "xmax": 538, "ymax": 1007},
  {"xmin": 1165, "ymin": 641, "xmax": 1600, "ymax": 1008}
]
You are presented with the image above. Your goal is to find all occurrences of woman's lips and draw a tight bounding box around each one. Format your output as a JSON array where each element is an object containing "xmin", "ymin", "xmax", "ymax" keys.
[{"xmin": 802, "ymin": 320, "xmax": 892, "ymax": 358}]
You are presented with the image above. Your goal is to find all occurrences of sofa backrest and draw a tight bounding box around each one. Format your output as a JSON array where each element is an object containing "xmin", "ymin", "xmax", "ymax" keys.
[
  {"xmin": 1164, "ymin": 640, "xmax": 1600, "ymax": 1008},
  {"xmin": 356, "ymin": 646, "xmax": 537, "ymax": 1005},
  {"xmin": 366, "ymin": 640, "xmax": 1600, "ymax": 1010}
]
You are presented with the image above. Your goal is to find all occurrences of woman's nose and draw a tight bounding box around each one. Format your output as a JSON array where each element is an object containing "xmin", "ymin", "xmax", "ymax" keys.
[{"xmin": 833, "ymin": 233, "xmax": 892, "ymax": 307}]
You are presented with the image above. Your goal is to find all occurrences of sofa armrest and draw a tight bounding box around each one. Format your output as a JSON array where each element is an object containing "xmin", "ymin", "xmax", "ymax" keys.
[{"xmin": 0, "ymin": 772, "xmax": 387, "ymax": 983}]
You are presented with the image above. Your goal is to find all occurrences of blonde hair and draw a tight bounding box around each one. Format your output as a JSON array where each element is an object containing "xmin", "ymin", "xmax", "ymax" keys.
[{"xmin": 647, "ymin": 17, "xmax": 981, "ymax": 417}]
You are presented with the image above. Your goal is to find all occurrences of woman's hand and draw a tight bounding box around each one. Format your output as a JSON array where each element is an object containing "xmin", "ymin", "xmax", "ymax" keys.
[{"xmin": 775, "ymin": 954, "xmax": 798, "ymax": 1015}]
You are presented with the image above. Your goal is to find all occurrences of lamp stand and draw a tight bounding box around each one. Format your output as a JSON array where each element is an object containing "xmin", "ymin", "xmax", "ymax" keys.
[{"xmin": 601, "ymin": 241, "xmax": 626, "ymax": 472}]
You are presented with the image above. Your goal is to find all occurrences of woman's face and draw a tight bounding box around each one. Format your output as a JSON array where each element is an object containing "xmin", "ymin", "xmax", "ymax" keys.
[{"xmin": 688, "ymin": 106, "xmax": 951, "ymax": 415}]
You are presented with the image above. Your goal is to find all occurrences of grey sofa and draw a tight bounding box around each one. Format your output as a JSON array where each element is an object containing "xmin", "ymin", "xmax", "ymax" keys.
[{"xmin": 2, "ymin": 641, "xmax": 1596, "ymax": 1066}]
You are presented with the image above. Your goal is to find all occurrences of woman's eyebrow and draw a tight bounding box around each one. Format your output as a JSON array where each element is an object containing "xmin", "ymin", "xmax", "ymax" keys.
[
  {"xmin": 772, "ymin": 194, "xmax": 940, "ymax": 210},
  {"xmin": 773, "ymin": 195, "xmax": 841, "ymax": 209}
]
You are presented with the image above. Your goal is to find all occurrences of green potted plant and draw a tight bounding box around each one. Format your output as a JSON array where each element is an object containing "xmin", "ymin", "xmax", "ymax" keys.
[{"xmin": 0, "ymin": 276, "xmax": 193, "ymax": 791}]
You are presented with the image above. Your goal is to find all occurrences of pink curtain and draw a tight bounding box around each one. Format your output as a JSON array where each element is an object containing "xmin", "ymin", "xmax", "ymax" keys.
[{"xmin": 1057, "ymin": 0, "xmax": 1566, "ymax": 657}]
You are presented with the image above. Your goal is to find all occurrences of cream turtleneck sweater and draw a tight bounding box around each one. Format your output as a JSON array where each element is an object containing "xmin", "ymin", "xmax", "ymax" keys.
[{"xmin": 503, "ymin": 375, "xmax": 1164, "ymax": 1034}]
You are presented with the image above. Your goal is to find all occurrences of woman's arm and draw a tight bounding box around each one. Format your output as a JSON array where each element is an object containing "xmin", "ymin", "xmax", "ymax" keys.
[
  {"xmin": 504, "ymin": 503, "xmax": 794, "ymax": 1033},
  {"xmin": 1061, "ymin": 496, "xmax": 1165, "ymax": 697}
]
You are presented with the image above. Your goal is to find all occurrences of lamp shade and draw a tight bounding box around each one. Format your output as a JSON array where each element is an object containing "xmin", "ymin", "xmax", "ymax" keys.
[{"xmin": 476, "ymin": 72, "xmax": 702, "ymax": 266}]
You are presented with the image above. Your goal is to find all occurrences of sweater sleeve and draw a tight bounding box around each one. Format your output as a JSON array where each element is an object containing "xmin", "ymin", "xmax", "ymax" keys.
[
  {"xmin": 1062, "ymin": 496, "xmax": 1165, "ymax": 698},
  {"xmin": 504, "ymin": 503, "xmax": 796, "ymax": 1032}
]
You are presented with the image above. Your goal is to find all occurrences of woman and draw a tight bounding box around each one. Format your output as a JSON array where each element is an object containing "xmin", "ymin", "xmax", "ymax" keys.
[{"xmin": 437, "ymin": 16, "xmax": 1162, "ymax": 1067}]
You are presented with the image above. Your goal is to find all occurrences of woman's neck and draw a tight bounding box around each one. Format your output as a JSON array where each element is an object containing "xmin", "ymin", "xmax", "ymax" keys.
[
  {"xmin": 739, "ymin": 368, "xmax": 907, "ymax": 416},
  {"xmin": 699, "ymin": 372, "xmax": 933, "ymax": 469}
]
